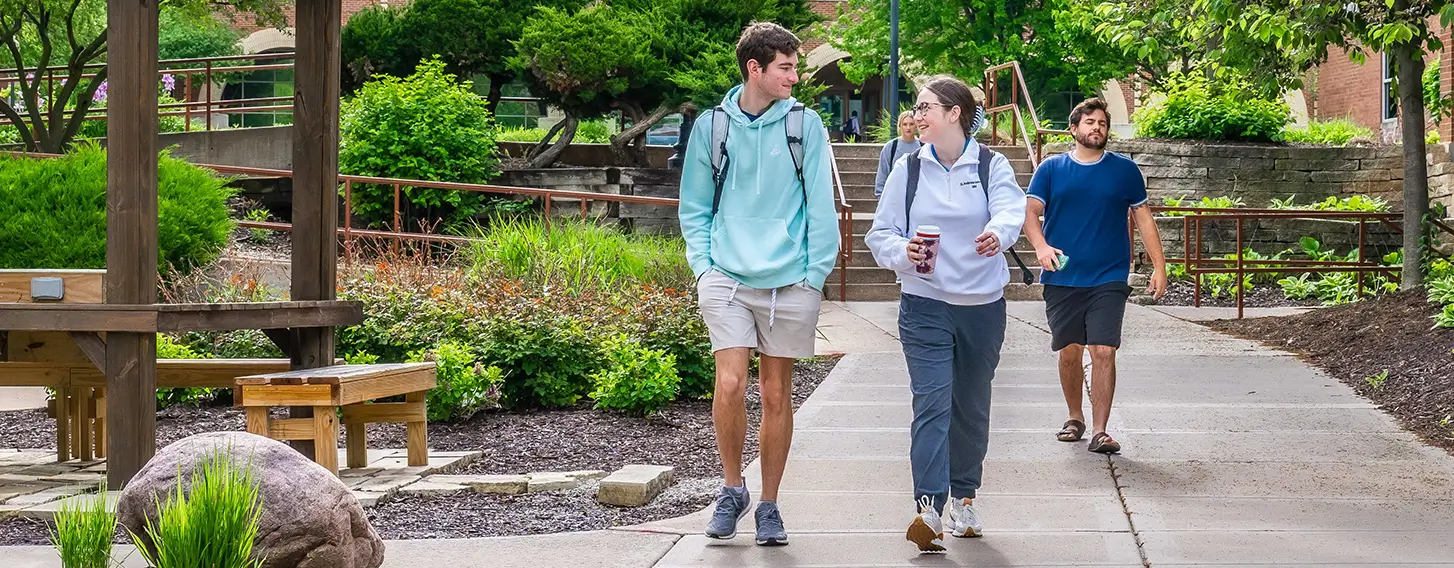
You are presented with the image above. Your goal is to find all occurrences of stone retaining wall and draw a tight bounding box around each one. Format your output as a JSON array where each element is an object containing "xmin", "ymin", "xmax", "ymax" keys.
[{"xmin": 1045, "ymin": 140, "xmax": 1408, "ymax": 208}]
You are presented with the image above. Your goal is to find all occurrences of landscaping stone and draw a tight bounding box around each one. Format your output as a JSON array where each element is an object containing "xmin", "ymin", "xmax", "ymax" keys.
[
  {"xmin": 0, "ymin": 484, "xmax": 47, "ymax": 503},
  {"xmin": 426, "ymin": 474, "xmax": 529, "ymax": 495},
  {"xmin": 597, "ymin": 465, "xmax": 675, "ymax": 507},
  {"xmin": 397, "ymin": 480, "xmax": 467, "ymax": 495},
  {"xmin": 526, "ymin": 472, "xmax": 578, "ymax": 492},
  {"xmin": 5, "ymin": 487, "xmax": 77, "ymax": 507},
  {"xmin": 354, "ymin": 474, "xmax": 421, "ymax": 493},
  {"xmin": 16, "ymin": 492, "xmax": 118, "ymax": 521},
  {"xmin": 351, "ymin": 491, "xmax": 386, "ymax": 508},
  {"xmin": 117, "ymin": 431, "xmax": 384, "ymax": 568},
  {"xmin": 339, "ymin": 467, "xmax": 383, "ymax": 477},
  {"xmin": 45, "ymin": 472, "xmax": 106, "ymax": 483},
  {"xmin": 0, "ymin": 473, "xmax": 42, "ymax": 483},
  {"xmin": 565, "ymin": 470, "xmax": 608, "ymax": 480}
]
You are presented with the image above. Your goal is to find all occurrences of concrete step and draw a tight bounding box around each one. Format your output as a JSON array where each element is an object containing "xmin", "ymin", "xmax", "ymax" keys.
[
  {"xmin": 832, "ymin": 143, "xmax": 1032, "ymax": 161},
  {"xmin": 834, "ymin": 156, "xmax": 881, "ymax": 173},
  {"xmin": 825, "ymin": 281, "xmax": 1043, "ymax": 301},
  {"xmin": 847, "ymin": 233, "xmax": 1041, "ymax": 261}
]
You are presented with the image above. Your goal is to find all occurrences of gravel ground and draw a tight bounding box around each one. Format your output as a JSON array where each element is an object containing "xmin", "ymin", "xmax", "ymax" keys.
[{"xmin": 0, "ymin": 356, "xmax": 840, "ymax": 542}]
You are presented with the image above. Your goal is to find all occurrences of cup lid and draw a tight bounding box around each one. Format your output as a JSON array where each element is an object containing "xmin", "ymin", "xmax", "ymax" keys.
[{"xmin": 915, "ymin": 224, "xmax": 941, "ymax": 235}]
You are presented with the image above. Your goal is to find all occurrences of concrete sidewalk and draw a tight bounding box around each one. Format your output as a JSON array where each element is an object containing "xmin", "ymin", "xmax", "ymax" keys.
[{"xmin": 649, "ymin": 301, "xmax": 1454, "ymax": 567}]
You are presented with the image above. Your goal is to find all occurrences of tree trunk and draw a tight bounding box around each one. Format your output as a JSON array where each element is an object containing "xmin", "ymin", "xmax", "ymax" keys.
[
  {"xmin": 528, "ymin": 115, "xmax": 578, "ymax": 169},
  {"xmin": 485, "ymin": 74, "xmax": 505, "ymax": 115},
  {"xmin": 610, "ymin": 102, "xmax": 674, "ymax": 167},
  {"xmin": 526, "ymin": 119, "xmax": 568, "ymax": 160},
  {"xmin": 1395, "ymin": 40, "xmax": 1430, "ymax": 289}
]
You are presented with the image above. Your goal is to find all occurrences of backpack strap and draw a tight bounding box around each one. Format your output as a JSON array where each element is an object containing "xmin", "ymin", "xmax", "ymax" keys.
[
  {"xmin": 977, "ymin": 144, "xmax": 1035, "ymax": 285},
  {"xmin": 889, "ymin": 138, "xmax": 899, "ymax": 161},
  {"xmin": 709, "ymin": 106, "xmax": 731, "ymax": 219},
  {"xmin": 904, "ymin": 146, "xmax": 922, "ymax": 225},
  {"xmin": 785, "ymin": 103, "xmax": 806, "ymax": 189}
]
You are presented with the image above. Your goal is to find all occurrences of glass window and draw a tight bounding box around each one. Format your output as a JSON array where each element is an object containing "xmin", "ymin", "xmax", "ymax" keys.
[{"xmin": 1383, "ymin": 52, "xmax": 1398, "ymax": 121}]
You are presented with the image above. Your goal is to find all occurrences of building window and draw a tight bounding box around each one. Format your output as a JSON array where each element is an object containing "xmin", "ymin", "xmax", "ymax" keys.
[
  {"xmin": 1383, "ymin": 52, "xmax": 1398, "ymax": 121},
  {"xmin": 221, "ymin": 53, "xmax": 294, "ymax": 128}
]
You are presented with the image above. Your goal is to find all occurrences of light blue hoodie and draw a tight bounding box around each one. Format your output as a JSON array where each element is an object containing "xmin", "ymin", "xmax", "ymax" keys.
[{"xmin": 678, "ymin": 85, "xmax": 840, "ymax": 291}]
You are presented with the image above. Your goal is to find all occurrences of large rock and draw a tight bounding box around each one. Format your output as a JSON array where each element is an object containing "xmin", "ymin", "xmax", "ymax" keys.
[{"xmin": 117, "ymin": 432, "xmax": 384, "ymax": 568}]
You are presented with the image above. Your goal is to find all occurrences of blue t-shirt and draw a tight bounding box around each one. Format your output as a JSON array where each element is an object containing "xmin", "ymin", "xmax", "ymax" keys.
[{"xmin": 1026, "ymin": 151, "xmax": 1148, "ymax": 288}]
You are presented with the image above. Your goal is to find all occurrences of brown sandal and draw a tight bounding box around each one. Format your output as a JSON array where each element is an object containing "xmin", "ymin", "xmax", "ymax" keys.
[
  {"xmin": 1088, "ymin": 432, "xmax": 1121, "ymax": 454},
  {"xmin": 1057, "ymin": 419, "xmax": 1085, "ymax": 442}
]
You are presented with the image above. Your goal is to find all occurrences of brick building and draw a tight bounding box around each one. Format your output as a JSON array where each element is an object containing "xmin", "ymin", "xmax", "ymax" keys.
[{"xmin": 1304, "ymin": 23, "xmax": 1454, "ymax": 144}]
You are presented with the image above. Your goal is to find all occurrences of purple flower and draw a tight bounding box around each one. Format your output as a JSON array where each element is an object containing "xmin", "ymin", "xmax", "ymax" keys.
[
  {"xmin": 92, "ymin": 80, "xmax": 108, "ymax": 102},
  {"xmin": 161, "ymin": 74, "xmax": 175, "ymax": 93}
]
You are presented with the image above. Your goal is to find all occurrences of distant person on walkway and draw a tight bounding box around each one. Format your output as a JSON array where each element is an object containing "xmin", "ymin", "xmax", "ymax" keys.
[
  {"xmin": 677, "ymin": 21, "xmax": 839, "ymax": 548},
  {"xmin": 874, "ymin": 110, "xmax": 921, "ymax": 198},
  {"xmin": 844, "ymin": 110, "xmax": 861, "ymax": 142},
  {"xmin": 1022, "ymin": 97, "xmax": 1168, "ymax": 455},
  {"xmin": 866, "ymin": 75, "xmax": 1026, "ymax": 553}
]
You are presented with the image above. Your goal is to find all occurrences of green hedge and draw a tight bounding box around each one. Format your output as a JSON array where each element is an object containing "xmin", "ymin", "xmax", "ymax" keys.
[
  {"xmin": 0, "ymin": 145, "xmax": 234, "ymax": 271},
  {"xmin": 1133, "ymin": 73, "xmax": 1290, "ymax": 143}
]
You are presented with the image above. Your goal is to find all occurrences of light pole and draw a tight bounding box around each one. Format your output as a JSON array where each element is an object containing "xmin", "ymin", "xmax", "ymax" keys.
[{"xmin": 887, "ymin": 0, "xmax": 901, "ymax": 138}]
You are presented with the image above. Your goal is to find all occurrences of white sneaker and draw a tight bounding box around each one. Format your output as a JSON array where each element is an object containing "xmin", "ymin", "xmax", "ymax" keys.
[
  {"xmin": 906, "ymin": 496, "xmax": 946, "ymax": 553},
  {"xmin": 948, "ymin": 498, "xmax": 983, "ymax": 538}
]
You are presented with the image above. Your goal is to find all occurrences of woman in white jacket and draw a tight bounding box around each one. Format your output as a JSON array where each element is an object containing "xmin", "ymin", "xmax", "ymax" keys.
[{"xmin": 865, "ymin": 75, "xmax": 1027, "ymax": 553}]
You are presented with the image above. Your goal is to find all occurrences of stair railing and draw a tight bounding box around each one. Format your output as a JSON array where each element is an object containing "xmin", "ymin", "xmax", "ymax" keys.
[{"xmin": 828, "ymin": 144, "xmax": 852, "ymax": 302}]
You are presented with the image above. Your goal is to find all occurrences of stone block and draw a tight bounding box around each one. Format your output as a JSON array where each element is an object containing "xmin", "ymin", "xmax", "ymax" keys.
[
  {"xmin": 0, "ymin": 484, "xmax": 47, "ymax": 504},
  {"xmin": 1139, "ymin": 166, "xmax": 1208, "ymax": 179},
  {"xmin": 565, "ymin": 470, "xmax": 608, "ymax": 480},
  {"xmin": 426, "ymin": 474, "xmax": 530, "ymax": 495},
  {"xmin": 6, "ymin": 487, "xmax": 79, "ymax": 507},
  {"xmin": 597, "ymin": 465, "xmax": 676, "ymax": 507},
  {"xmin": 1308, "ymin": 169, "xmax": 1400, "ymax": 183},
  {"xmin": 0, "ymin": 474, "xmax": 42, "ymax": 483},
  {"xmin": 1274, "ymin": 158, "xmax": 1360, "ymax": 171},
  {"xmin": 1201, "ymin": 144, "xmax": 1276, "ymax": 159},
  {"xmin": 351, "ymin": 491, "xmax": 385, "ymax": 508},
  {"xmin": 15, "ymin": 493, "xmax": 118, "ymax": 521},
  {"xmin": 1364, "ymin": 157, "xmax": 1404, "ymax": 170},
  {"xmin": 1375, "ymin": 145, "xmax": 1405, "ymax": 158},
  {"xmin": 1132, "ymin": 153, "xmax": 1181, "ymax": 166},
  {"xmin": 353, "ymin": 474, "xmax": 420, "ymax": 493},
  {"xmin": 1207, "ymin": 168, "xmax": 1284, "ymax": 181},
  {"xmin": 45, "ymin": 472, "xmax": 106, "ymax": 483},
  {"xmin": 396, "ymin": 480, "xmax": 467, "ymax": 496},
  {"xmin": 1427, "ymin": 142, "xmax": 1451, "ymax": 163},
  {"xmin": 527, "ymin": 473, "xmax": 578, "ymax": 493}
]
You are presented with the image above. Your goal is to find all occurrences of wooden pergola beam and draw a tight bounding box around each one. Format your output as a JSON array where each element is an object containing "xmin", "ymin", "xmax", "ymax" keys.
[
  {"xmin": 288, "ymin": 0, "xmax": 343, "ymax": 461},
  {"xmin": 104, "ymin": 0, "xmax": 160, "ymax": 487}
]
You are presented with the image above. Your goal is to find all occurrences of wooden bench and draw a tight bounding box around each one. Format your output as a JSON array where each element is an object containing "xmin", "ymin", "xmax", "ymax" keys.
[{"xmin": 236, "ymin": 363, "xmax": 437, "ymax": 474}]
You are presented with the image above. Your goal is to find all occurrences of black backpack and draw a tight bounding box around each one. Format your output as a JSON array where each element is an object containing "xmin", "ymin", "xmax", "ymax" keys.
[{"xmin": 905, "ymin": 144, "xmax": 1034, "ymax": 285}]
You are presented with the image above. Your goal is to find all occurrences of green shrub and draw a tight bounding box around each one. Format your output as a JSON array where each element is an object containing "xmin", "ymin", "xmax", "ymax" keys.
[
  {"xmin": 589, "ymin": 333, "xmax": 680, "ymax": 416},
  {"xmin": 496, "ymin": 120, "xmax": 612, "ymax": 144},
  {"xmin": 1280, "ymin": 118, "xmax": 1373, "ymax": 145},
  {"xmin": 158, "ymin": 9, "xmax": 242, "ymax": 61},
  {"xmin": 1161, "ymin": 195, "xmax": 1244, "ymax": 216},
  {"xmin": 49, "ymin": 483, "xmax": 116, "ymax": 568},
  {"xmin": 1133, "ymin": 72, "xmax": 1289, "ymax": 142},
  {"xmin": 407, "ymin": 341, "xmax": 502, "ymax": 421},
  {"xmin": 1271, "ymin": 195, "xmax": 1390, "ymax": 212},
  {"xmin": 340, "ymin": 58, "xmax": 503, "ymax": 232},
  {"xmin": 1278, "ymin": 274, "xmax": 1317, "ymax": 300},
  {"xmin": 156, "ymin": 335, "xmax": 218, "ymax": 409},
  {"xmin": 620, "ymin": 287, "xmax": 714, "ymax": 399},
  {"xmin": 476, "ymin": 310, "xmax": 599, "ymax": 409},
  {"xmin": 1435, "ymin": 303, "xmax": 1454, "ymax": 329},
  {"xmin": 465, "ymin": 217, "xmax": 692, "ymax": 293},
  {"xmin": 129, "ymin": 450, "xmax": 264, "ymax": 568},
  {"xmin": 1429, "ymin": 274, "xmax": 1454, "ymax": 305},
  {"xmin": 0, "ymin": 145, "xmax": 233, "ymax": 271}
]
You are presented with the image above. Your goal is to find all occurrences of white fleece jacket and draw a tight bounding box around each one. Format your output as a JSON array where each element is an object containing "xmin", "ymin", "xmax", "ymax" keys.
[{"xmin": 866, "ymin": 139, "xmax": 1028, "ymax": 306}]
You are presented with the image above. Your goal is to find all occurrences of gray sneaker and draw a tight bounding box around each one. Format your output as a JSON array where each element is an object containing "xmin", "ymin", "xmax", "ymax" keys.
[
  {"xmin": 754, "ymin": 502, "xmax": 789, "ymax": 546},
  {"xmin": 704, "ymin": 484, "xmax": 751, "ymax": 539}
]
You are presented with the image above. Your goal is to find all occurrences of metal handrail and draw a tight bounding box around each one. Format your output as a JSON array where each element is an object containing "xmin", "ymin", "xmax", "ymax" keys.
[
  {"xmin": 1139, "ymin": 205, "xmax": 1454, "ymax": 318},
  {"xmin": 827, "ymin": 144, "xmax": 853, "ymax": 301}
]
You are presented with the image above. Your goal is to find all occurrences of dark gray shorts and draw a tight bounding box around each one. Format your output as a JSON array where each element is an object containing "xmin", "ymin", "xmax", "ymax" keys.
[{"xmin": 1043, "ymin": 281, "xmax": 1132, "ymax": 351}]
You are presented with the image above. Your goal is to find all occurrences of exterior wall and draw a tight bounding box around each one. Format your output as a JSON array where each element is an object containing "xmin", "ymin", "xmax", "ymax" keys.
[{"xmin": 1307, "ymin": 22, "xmax": 1454, "ymax": 143}]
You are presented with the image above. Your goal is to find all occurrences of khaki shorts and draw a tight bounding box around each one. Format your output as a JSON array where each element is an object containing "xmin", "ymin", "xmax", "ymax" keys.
[{"xmin": 696, "ymin": 269, "xmax": 822, "ymax": 358}]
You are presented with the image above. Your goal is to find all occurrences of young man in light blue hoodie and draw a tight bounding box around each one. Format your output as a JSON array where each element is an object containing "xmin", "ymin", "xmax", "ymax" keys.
[{"xmin": 677, "ymin": 21, "xmax": 839, "ymax": 547}]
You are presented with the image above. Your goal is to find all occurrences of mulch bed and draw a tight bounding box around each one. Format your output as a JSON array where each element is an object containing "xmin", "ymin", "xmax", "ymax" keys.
[
  {"xmin": 1207, "ymin": 289, "xmax": 1454, "ymax": 454},
  {"xmin": 1142, "ymin": 280, "xmax": 1323, "ymax": 309},
  {"xmin": 0, "ymin": 356, "xmax": 839, "ymax": 542}
]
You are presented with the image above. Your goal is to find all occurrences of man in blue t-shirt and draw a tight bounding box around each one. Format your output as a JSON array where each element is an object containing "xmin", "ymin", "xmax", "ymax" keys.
[{"xmin": 1023, "ymin": 97, "xmax": 1168, "ymax": 455}]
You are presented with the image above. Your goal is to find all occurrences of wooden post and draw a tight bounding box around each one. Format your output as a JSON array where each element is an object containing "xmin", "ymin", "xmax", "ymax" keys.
[
  {"xmin": 105, "ymin": 0, "xmax": 160, "ymax": 487},
  {"xmin": 289, "ymin": 0, "xmax": 342, "ymax": 462}
]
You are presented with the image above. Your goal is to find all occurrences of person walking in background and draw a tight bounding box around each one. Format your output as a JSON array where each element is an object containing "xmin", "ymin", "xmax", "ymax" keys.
[
  {"xmin": 1022, "ymin": 97, "xmax": 1168, "ymax": 455},
  {"xmin": 844, "ymin": 110, "xmax": 861, "ymax": 142},
  {"xmin": 874, "ymin": 110, "xmax": 921, "ymax": 198},
  {"xmin": 677, "ymin": 21, "xmax": 839, "ymax": 547},
  {"xmin": 866, "ymin": 75, "xmax": 1026, "ymax": 553}
]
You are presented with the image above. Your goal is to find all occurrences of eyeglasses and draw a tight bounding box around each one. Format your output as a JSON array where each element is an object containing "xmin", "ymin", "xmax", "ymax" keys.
[{"xmin": 913, "ymin": 102, "xmax": 951, "ymax": 116}]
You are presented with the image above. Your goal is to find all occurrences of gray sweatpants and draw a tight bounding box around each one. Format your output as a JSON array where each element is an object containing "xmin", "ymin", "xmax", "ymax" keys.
[{"xmin": 898, "ymin": 293, "xmax": 1006, "ymax": 512}]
